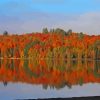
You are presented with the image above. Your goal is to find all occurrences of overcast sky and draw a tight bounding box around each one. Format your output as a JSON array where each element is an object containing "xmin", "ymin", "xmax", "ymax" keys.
[{"xmin": 0, "ymin": 0, "xmax": 100, "ymax": 34}]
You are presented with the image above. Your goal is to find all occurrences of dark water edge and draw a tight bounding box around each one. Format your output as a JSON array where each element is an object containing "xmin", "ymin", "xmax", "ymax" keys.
[{"xmin": 17, "ymin": 96, "xmax": 100, "ymax": 100}]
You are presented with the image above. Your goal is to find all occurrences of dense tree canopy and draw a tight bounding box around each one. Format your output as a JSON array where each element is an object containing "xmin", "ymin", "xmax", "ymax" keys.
[{"xmin": 0, "ymin": 28, "xmax": 100, "ymax": 60}]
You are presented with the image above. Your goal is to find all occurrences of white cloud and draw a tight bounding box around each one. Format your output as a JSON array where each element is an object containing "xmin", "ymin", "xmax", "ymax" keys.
[
  {"xmin": 56, "ymin": 12, "xmax": 100, "ymax": 35},
  {"xmin": 0, "ymin": 12, "xmax": 100, "ymax": 35}
]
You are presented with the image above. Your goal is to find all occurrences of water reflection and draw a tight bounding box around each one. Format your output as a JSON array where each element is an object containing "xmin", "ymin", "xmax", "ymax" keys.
[{"xmin": 0, "ymin": 59, "xmax": 100, "ymax": 89}]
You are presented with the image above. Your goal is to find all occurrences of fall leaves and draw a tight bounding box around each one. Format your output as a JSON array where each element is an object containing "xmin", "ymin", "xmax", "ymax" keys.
[{"xmin": 0, "ymin": 32, "xmax": 100, "ymax": 59}]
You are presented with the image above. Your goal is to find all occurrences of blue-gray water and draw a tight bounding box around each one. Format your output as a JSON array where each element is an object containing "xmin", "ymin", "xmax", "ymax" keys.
[{"xmin": 0, "ymin": 83, "xmax": 100, "ymax": 100}]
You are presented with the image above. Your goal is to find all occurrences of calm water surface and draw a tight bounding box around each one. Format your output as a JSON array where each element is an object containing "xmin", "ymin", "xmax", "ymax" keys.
[{"xmin": 0, "ymin": 59, "xmax": 100, "ymax": 100}]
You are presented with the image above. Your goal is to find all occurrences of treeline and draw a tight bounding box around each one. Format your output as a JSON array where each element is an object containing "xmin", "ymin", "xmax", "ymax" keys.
[
  {"xmin": 0, "ymin": 28, "xmax": 100, "ymax": 59},
  {"xmin": 42, "ymin": 28, "xmax": 84, "ymax": 39}
]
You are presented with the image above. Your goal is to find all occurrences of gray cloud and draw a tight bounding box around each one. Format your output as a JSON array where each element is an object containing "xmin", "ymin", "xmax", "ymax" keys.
[{"xmin": 0, "ymin": 12, "xmax": 100, "ymax": 35}]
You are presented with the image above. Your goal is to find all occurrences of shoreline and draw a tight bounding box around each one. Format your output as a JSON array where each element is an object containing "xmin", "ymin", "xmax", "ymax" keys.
[
  {"xmin": 0, "ymin": 57, "xmax": 100, "ymax": 61},
  {"xmin": 20, "ymin": 96, "xmax": 100, "ymax": 100}
]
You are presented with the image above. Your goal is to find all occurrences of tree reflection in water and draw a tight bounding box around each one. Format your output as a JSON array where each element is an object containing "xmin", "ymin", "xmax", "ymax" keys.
[
  {"xmin": 0, "ymin": 59, "xmax": 100, "ymax": 89},
  {"xmin": 3, "ymin": 81, "xmax": 8, "ymax": 87}
]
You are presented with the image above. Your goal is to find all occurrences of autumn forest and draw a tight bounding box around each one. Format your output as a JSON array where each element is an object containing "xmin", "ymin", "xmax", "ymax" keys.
[{"xmin": 0, "ymin": 28, "xmax": 100, "ymax": 60}]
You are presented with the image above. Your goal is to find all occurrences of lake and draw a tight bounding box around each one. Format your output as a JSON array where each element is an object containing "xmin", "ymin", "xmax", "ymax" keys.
[{"xmin": 0, "ymin": 59, "xmax": 100, "ymax": 100}]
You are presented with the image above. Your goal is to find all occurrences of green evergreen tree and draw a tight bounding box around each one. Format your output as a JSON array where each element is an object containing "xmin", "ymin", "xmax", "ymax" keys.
[{"xmin": 42, "ymin": 28, "xmax": 48, "ymax": 34}]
